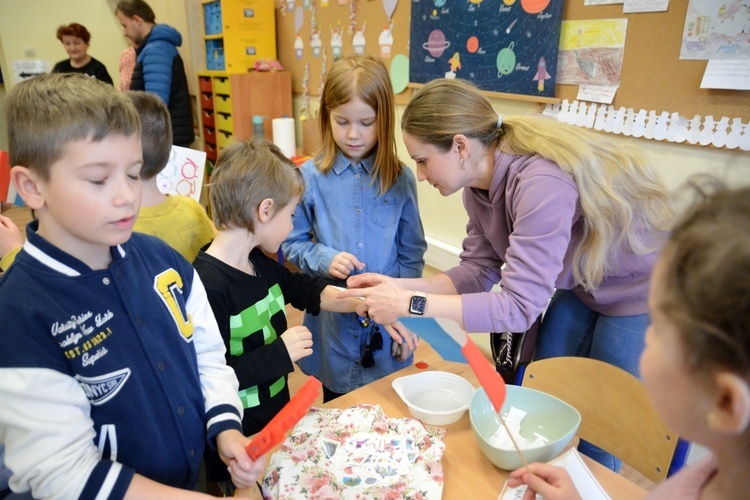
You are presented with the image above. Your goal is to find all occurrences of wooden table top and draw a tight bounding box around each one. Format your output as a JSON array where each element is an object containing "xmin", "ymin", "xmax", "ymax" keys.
[{"xmin": 312, "ymin": 341, "xmax": 647, "ymax": 499}]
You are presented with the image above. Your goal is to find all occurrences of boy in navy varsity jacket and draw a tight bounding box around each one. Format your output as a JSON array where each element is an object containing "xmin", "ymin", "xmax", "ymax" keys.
[
  {"xmin": 0, "ymin": 73, "xmax": 265, "ymax": 499},
  {"xmin": 193, "ymin": 138, "xmax": 417, "ymax": 493}
]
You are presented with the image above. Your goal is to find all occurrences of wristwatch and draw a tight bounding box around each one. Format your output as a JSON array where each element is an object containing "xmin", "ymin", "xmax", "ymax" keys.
[{"xmin": 409, "ymin": 291, "xmax": 427, "ymax": 316}]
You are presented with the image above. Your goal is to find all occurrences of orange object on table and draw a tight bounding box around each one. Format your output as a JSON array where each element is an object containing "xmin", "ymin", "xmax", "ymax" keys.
[{"xmin": 245, "ymin": 376, "xmax": 322, "ymax": 460}]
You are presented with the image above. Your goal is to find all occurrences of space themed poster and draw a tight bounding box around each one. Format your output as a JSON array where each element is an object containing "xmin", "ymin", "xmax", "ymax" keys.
[{"xmin": 409, "ymin": 0, "xmax": 564, "ymax": 97}]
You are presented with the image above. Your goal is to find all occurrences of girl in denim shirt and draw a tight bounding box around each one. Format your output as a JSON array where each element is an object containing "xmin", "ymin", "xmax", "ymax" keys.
[{"xmin": 282, "ymin": 56, "xmax": 427, "ymax": 401}]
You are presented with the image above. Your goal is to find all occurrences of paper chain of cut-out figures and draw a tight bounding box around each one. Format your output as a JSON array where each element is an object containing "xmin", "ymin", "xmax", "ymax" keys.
[{"xmin": 543, "ymin": 100, "xmax": 750, "ymax": 151}]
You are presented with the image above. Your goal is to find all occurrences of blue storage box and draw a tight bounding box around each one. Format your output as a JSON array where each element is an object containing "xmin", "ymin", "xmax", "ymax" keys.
[
  {"xmin": 205, "ymin": 39, "xmax": 225, "ymax": 71},
  {"xmin": 203, "ymin": 1, "xmax": 223, "ymax": 35}
]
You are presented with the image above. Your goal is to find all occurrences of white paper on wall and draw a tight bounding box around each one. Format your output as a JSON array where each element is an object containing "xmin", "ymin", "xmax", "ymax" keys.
[
  {"xmin": 543, "ymin": 101, "xmax": 750, "ymax": 151},
  {"xmin": 576, "ymin": 85, "xmax": 618, "ymax": 104},
  {"xmin": 623, "ymin": 0, "xmax": 669, "ymax": 13},
  {"xmin": 156, "ymin": 146, "xmax": 207, "ymax": 202},
  {"xmin": 700, "ymin": 59, "xmax": 750, "ymax": 90}
]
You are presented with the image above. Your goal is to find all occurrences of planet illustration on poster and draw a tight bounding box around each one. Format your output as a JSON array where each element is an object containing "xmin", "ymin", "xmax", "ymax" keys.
[
  {"xmin": 521, "ymin": 0, "xmax": 550, "ymax": 14},
  {"xmin": 408, "ymin": 0, "xmax": 562, "ymax": 98},
  {"xmin": 496, "ymin": 41, "xmax": 516, "ymax": 77},
  {"xmin": 423, "ymin": 29, "xmax": 450, "ymax": 57}
]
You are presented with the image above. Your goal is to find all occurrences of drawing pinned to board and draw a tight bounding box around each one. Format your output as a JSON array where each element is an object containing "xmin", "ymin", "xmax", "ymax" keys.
[
  {"xmin": 331, "ymin": 23, "xmax": 344, "ymax": 59},
  {"xmin": 409, "ymin": 0, "xmax": 563, "ymax": 97},
  {"xmin": 295, "ymin": 6, "xmax": 305, "ymax": 33},
  {"xmin": 390, "ymin": 53, "xmax": 410, "ymax": 93},
  {"xmin": 349, "ymin": 0, "xmax": 358, "ymax": 34},
  {"xmin": 353, "ymin": 23, "xmax": 366, "ymax": 54},
  {"xmin": 556, "ymin": 19, "xmax": 627, "ymax": 87},
  {"xmin": 311, "ymin": 29, "xmax": 322, "ymax": 57},
  {"xmin": 310, "ymin": 3, "xmax": 322, "ymax": 57},
  {"xmin": 681, "ymin": 0, "xmax": 750, "ymax": 60},
  {"xmin": 381, "ymin": 0, "xmax": 398, "ymax": 58},
  {"xmin": 294, "ymin": 6, "xmax": 305, "ymax": 59},
  {"xmin": 383, "ymin": 0, "xmax": 398, "ymax": 20},
  {"xmin": 380, "ymin": 23, "xmax": 395, "ymax": 57}
]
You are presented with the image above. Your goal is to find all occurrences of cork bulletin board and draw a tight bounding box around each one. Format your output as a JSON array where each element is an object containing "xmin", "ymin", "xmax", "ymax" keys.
[
  {"xmin": 275, "ymin": 0, "xmax": 750, "ymax": 121},
  {"xmin": 274, "ymin": 0, "xmax": 412, "ymax": 100},
  {"xmin": 558, "ymin": 1, "xmax": 749, "ymax": 122}
]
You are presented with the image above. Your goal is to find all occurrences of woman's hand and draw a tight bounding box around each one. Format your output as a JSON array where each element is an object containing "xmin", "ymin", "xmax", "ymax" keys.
[
  {"xmin": 507, "ymin": 463, "xmax": 581, "ymax": 500},
  {"xmin": 339, "ymin": 276, "xmax": 410, "ymax": 325},
  {"xmin": 346, "ymin": 272, "xmax": 389, "ymax": 289}
]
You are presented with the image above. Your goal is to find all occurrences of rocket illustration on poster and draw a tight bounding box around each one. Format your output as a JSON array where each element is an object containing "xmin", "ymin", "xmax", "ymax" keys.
[{"xmin": 409, "ymin": 0, "xmax": 563, "ymax": 97}]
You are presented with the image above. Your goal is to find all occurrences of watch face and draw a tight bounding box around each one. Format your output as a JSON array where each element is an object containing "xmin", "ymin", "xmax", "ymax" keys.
[{"xmin": 409, "ymin": 295, "xmax": 427, "ymax": 315}]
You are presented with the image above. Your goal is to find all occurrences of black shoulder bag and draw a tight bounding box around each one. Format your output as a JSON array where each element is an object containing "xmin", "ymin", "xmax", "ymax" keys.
[{"xmin": 490, "ymin": 315, "xmax": 542, "ymax": 384}]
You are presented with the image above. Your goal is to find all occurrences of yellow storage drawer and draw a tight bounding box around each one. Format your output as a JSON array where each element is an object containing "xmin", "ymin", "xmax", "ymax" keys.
[
  {"xmin": 214, "ymin": 94, "xmax": 233, "ymax": 114},
  {"xmin": 216, "ymin": 112, "xmax": 234, "ymax": 131},
  {"xmin": 213, "ymin": 76, "xmax": 231, "ymax": 95},
  {"xmin": 217, "ymin": 129, "xmax": 234, "ymax": 149}
]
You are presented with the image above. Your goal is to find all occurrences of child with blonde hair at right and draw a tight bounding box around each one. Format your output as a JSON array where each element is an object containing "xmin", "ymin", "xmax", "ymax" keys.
[{"xmin": 508, "ymin": 184, "xmax": 750, "ymax": 499}]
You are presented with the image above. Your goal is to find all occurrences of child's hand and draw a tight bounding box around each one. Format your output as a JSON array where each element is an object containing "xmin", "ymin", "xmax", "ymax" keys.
[
  {"xmin": 507, "ymin": 463, "xmax": 581, "ymax": 500},
  {"xmin": 382, "ymin": 320, "xmax": 419, "ymax": 351},
  {"xmin": 281, "ymin": 326, "xmax": 313, "ymax": 362},
  {"xmin": 234, "ymin": 483, "xmax": 263, "ymax": 499},
  {"xmin": 391, "ymin": 337, "xmax": 416, "ymax": 361},
  {"xmin": 0, "ymin": 214, "xmax": 23, "ymax": 258},
  {"xmin": 216, "ymin": 429, "xmax": 268, "ymax": 490},
  {"xmin": 328, "ymin": 252, "xmax": 365, "ymax": 280}
]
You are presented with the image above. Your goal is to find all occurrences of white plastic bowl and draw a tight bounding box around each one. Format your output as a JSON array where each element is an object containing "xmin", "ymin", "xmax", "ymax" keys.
[
  {"xmin": 470, "ymin": 385, "xmax": 581, "ymax": 470},
  {"xmin": 392, "ymin": 371, "xmax": 475, "ymax": 425}
]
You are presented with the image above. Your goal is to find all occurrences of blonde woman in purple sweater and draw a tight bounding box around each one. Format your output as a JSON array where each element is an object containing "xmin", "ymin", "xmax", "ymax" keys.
[{"xmin": 345, "ymin": 78, "xmax": 674, "ymax": 470}]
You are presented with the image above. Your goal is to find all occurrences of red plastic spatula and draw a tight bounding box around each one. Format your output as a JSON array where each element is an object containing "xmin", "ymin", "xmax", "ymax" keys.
[
  {"xmin": 439, "ymin": 325, "xmax": 507, "ymax": 412},
  {"xmin": 461, "ymin": 338, "xmax": 507, "ymax": 413},
  {"xmin": 442, "ymin": 325, "xmax": 528, "ymax": 468},
  {"xmin": 245, "ymin": 376, "xmax": 322, "ymax": 460}
]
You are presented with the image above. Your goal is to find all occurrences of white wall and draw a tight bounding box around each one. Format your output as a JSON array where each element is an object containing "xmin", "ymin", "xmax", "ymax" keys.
[{"xmin": 0, "ymin": 0, "xmax": 194, "ymax": 94}]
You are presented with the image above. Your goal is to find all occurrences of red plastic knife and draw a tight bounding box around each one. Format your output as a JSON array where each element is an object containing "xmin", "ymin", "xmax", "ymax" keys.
[
  {"xmin": 437, "ymin": 321, "xmax": 507, "ymax": 412},
  {"xmin": 245, "ymin": 376, "xmax": 322, "ymax": 460}
]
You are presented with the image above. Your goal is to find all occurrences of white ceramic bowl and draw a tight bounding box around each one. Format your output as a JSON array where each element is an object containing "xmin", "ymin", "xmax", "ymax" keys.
[
  {"xmin": 392, "ymin": 371, "xmax": 475, "ymax": 426},
  {"xmin": 470, "ymin": 385, "xmax": 581, "ymax": 470}
]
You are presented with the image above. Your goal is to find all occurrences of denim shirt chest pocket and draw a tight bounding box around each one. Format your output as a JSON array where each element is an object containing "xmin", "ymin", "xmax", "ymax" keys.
[{"xmin": 371, "ymin": 195, "xmax": 406, "ymax": 228}]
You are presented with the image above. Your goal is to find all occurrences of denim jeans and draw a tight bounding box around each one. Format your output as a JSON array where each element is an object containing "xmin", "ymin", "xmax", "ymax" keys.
[{"xmin": 535, "ymin": 289, "xmax": 649, "ymax": 472}]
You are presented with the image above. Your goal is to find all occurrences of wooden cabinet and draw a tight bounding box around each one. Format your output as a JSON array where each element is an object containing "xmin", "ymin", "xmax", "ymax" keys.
[
  {"xmin": 197, "ymin": 71, "xmax": 293, "ymax": 162},
  {"xmin": 201, "ymin": 0, "xmax": 276, "ymax": 72}
]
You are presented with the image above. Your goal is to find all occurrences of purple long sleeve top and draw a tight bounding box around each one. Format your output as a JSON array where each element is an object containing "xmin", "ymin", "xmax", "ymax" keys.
[{"xmin": 444, "ymin": 151, "xmax": 660, "ymax": 333}]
